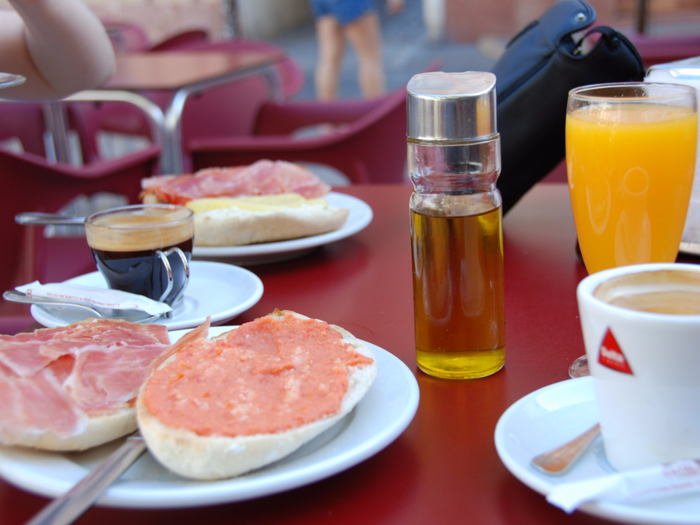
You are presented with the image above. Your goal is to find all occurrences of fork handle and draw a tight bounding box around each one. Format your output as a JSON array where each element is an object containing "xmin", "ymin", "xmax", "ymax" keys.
[
  {"xmin": 15, "ymin": 212, "xmax": 86, "ymax": 226},
  {"xmin": 25, "ymin": 435, "xmax": 146, "ymax": 525}
]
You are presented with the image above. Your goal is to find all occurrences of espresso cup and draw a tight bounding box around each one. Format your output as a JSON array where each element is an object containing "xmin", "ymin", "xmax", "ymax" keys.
[
  {"xmin": 85, "ymin": 204, "xmax": 194, "ymax": 306},
  {"xmin": 577, "ymin": 263, "xmax": 700, "ymax": 471}
]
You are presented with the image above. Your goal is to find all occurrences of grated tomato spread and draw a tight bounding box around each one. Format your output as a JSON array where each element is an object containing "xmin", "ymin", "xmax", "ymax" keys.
[{"xmin": 143, "ymin": 314, "xmax": 373, "ymax": 437}]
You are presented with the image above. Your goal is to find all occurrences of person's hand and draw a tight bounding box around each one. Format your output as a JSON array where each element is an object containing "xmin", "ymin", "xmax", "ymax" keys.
[{"xmin": 387, "ymin": 0, "xmax": 404, "ymax": 15}]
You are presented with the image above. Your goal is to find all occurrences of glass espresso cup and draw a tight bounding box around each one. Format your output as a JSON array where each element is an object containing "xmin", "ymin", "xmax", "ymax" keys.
[{"xmin": 85, "ymin": 204, "xmax": 194, "ymax": 306}]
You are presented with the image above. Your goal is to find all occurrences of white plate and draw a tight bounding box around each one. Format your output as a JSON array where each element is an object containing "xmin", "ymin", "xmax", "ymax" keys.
[
  {"xmin": 192, "ymin": 193, "xmax": 373, "ymax": 265},
  {"xmin": 495, "ymin": 377, "xmax": 700, "ymax": 524},
  {"xmin": 29, "ymin": 261, "xmax": 263, "ymax": 331},
  {"xmin": 680, "ymin": 241, "xmax": 700, "ymax": 257},
  {"xmin": 0, "ymin": 327, "xmax": 419, "ymax": 508}
]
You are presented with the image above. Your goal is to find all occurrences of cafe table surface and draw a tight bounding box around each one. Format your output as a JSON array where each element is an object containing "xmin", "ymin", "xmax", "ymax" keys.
[
  {"xmin": 105, "ymin": 51, "xmax": 285, "ymax": 92},
  {"xmin": 2, "ymin": 182, "xmax": 685, "ymax": 525}
]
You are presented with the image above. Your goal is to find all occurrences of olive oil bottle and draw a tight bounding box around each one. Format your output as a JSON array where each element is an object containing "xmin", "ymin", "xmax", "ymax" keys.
[{"xmin": 407, "ymin": 72, "xmax": 505, "ymax": 379}]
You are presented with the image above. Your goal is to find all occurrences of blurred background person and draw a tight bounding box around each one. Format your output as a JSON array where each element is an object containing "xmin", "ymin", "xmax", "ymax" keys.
[
  {"xmin": 311, "ymin": 0, "xmax": 404, "ymax": 100},
  {"xmin": 0, "ymin": 0, "xmax": 115, "ymax": 99}
]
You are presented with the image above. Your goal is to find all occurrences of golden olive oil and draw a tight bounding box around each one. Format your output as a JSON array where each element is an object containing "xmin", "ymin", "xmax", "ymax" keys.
[{"xmin": 411, "ymin": 206, "xmax": 505, "ymax": 379}]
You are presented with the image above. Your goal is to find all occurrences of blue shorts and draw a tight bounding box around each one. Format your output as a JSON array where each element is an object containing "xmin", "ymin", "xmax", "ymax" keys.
[{"xmin": 310, "ymin": 0, "xmax": 377, "ymax": 26}]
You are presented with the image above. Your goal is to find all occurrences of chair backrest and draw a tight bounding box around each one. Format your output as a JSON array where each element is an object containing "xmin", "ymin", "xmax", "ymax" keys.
[
  {"xmin": 626, "ymin": 34, "xmax": 700, "ymax": 68},
  {"xmin": 139, "ymin": 74, "xmax": 278, "ymax": 173},
  {"xmin": 189, "ymin": 87, "xmax": 409, "ymax": 184},
  {"xmin": 149, "ymin": 30, "xmax": 211, "ymax": 51},
  {"xmin": 0, "ymin": 146, "xmax": 160, "ymax": 305},
  {"xmin": 0, "ymin": 102, "xmax": 49, "ymax": 157},
  {"xmin": 102, "ymin": 20, "xmax": 151, "ymax": 54},
  {"xmin": 66, "ymin": 101, "xmax": 148, "ymax": 164}
]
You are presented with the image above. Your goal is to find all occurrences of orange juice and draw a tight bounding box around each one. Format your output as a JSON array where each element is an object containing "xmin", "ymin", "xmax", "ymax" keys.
[{"xmin": 566, "ymin": 104, "xmax": 697, "ymax": 274}]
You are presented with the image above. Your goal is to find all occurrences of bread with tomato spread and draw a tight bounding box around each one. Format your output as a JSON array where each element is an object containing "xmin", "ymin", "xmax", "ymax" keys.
[{"xmin": 136, "ymin": 310, "xmax": 377, "ymax": 480}]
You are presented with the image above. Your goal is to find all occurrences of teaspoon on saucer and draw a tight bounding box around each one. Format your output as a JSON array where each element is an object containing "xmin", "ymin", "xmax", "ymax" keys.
[
  {"xmin": 3, "ymin": 290, "xmax": 166, "ymax": 324},
  {"xmin": 531, "ymin": 423, "xmax": 601, "ymax": 475}
]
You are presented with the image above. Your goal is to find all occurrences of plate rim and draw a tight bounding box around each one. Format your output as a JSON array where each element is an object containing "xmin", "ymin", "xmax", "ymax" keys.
[
  {"xmin": 29, "ymin": 261, "xmax": 263, "ymax": 331},
  {"xmin": 0, "ymin": 329, "xmax": 419, "ymax": 508},
  {"xmin": 192, "ymin": 192, "xmax": 373, "ymax": 258},
  {"xmin": 494, "ymin": 377, "xmax": 700, "ymax": 525}
]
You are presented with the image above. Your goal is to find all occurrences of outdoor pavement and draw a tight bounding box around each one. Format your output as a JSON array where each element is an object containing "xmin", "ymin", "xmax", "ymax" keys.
[
  {"xmin": 271, "ymin": 0, "xmax": 700, "ymax": 102},
  {"xmin": 271, "ymin": 0, "xmax": 501, "ymax": 101}
]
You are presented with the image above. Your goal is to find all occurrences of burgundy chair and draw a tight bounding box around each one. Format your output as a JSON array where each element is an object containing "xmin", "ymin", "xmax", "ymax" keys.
[
  {"xmin": 64, "ymin": 91, "xmax": 165, "ymax": 170},
  {"xmin": 0, "ymin": 102, "xmax": 50, "ymax": 157},
  {"xmin": 627, "ymin": 34, "xmax": 700, "ymax": 68},
  {"xmin": 149, "ymin": 30, "xmax": 211, "ymax": 51},
  {"xmin": 189, "ymin": 86, "xmax": 409, "ymax": 184},
  {"xmin": 0, "ymin": 143, "xmax": 160, "ymax": 334},
  {"xmin": 102, "ymin": 20, "xmax": 151, "ymax": 54}
]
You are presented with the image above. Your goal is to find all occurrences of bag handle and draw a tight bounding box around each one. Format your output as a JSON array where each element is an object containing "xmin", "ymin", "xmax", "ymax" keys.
[{"xmin": 571, "ymin": 26, "xmax": 644, "ymax": 67}]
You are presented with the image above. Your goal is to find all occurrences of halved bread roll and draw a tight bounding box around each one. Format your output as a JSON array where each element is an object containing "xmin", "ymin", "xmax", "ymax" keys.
[
  {"xmin": 187, "ymin": 194, "xmax": 349, "ymax": 247},
  {"xmin": 136, "ymin": 311, "xmax": 377, "ymax": 480},
  {"xmin": 8, "ymin": 409, "xmax": 137, "ymax": 452}
]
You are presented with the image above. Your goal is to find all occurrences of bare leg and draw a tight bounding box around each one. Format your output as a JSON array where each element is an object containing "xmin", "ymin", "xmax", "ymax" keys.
[
  {"xmin": 314, "ymin": 15, "xmax": 345, "ymax": 100},
  {"xmin": 344, "ymin": 11, "xmax": 385, "ymax": 99}
]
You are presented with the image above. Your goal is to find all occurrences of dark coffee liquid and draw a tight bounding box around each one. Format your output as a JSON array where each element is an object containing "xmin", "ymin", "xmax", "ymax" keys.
[{"xmin": 91, "ymin": 238, "xmax": 193, "ymax": 305}]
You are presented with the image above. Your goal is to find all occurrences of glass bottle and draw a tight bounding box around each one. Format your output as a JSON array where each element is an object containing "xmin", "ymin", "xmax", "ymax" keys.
[{"xmin": 407, "ymin": 71, "xmax": 505, "ymax": 379}]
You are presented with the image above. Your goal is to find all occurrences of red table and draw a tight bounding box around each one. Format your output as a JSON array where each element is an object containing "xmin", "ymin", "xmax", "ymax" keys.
[{"xmin": 0, "ymin": 183, "xmax": 649, "ymax": 524}]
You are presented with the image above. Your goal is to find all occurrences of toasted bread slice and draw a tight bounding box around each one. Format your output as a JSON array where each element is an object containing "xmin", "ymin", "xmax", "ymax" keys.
[
  {"xmin": 187, "ymin": 195, "xmax": 349, "ymax": 247},
  {"xmin": 136, "ymin": 311, "xmax": 376, "ymax": 480}
]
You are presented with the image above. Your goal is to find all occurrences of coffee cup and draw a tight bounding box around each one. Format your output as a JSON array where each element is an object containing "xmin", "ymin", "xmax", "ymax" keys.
[
  {"xmin": 85, "ymin": 204, "xmax": 194, "ymax": 306},
  {"xmin": 577, "ymin": 263, "xmax": 700, "ymax": 471}
]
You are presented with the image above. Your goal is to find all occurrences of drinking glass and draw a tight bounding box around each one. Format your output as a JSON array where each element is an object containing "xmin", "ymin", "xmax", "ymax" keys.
[{"xmin": 566, "ymin": 82, "xmax": 698, "ymax": 378}]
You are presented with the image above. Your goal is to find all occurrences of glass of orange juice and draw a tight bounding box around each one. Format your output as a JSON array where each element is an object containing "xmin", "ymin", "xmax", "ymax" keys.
[{"xmin": 566, "ymin": 82, "xmax": 698, "ymax": 377}]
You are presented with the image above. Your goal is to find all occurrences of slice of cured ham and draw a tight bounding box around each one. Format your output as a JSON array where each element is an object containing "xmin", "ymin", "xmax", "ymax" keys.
[
  {"xmin": 141, "ymin": 160, "xmax": 331, "ymax": 205},
  {"xmin": 0, "ymin": 319, "xmax": 170, "ymax": 448}
]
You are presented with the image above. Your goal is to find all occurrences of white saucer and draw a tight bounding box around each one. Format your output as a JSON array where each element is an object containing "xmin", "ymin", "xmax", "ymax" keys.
[
  {"xmin": 192, "ymin": 193, "xmax": 373, "ymax": 265},
  {"xmin": 0, "ymin": 328, "xmax": 419, "ymax": 508},
  {"xmin": 495, "ymin": 377, "xmax": 700, "ymax": 524},
  {"xmin": 30, "ymin": 261, "xmax": 263, "ymax": 331}
]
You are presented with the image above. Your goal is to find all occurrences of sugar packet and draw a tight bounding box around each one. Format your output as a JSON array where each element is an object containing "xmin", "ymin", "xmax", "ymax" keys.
[
  {"xmin": 547, "ymin": 459, "xmax": 700, "ymax": 513},
  {"xmin": 16, "ymin": 281, "xmax": 172, "ymax": 316}
]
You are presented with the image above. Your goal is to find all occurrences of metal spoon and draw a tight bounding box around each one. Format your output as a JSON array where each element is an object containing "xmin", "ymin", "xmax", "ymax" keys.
[
  {"xmin": 26, "ymin": 433, "xmax": 146, "ymax": 525},
  {"xmin": 531, "ymin": 423, "xmax": 601, "ymax": 475},
  {"xmin": 3, "ymin": 290, "xmax": 166, "ymax": 324}
]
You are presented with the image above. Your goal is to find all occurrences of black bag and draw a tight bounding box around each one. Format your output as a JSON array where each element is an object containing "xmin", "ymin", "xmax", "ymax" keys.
[{"xmin": 493, "ymin": 0, "xmax": 645, "ymax": 214}]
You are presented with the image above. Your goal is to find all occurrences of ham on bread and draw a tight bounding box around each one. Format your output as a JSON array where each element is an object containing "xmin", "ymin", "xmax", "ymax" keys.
[
  {"xmin": 0, "ymin": 319, "xmax": 170, "ymax": 451},
  {"xmin": 141, "ymin": 160, "xmax": 331, "ymax": 205},
  {"xmin": 136, "ymin": 310, "xmax": 377, "ymax": 480},
  {"xmin": 141, "ymin": 160, "xmax": 349, "ymax": 247}
]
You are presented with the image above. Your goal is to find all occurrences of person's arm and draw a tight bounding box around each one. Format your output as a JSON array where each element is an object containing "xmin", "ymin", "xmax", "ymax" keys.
[{"xmin": 0, "ymin": 0, "xmax": 116, "ymax": 99}]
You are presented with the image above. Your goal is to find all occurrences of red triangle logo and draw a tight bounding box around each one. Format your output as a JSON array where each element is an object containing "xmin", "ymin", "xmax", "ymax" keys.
[{"xmin": 598, "ymin": 329, "xmax": 634, "ymax": 374}]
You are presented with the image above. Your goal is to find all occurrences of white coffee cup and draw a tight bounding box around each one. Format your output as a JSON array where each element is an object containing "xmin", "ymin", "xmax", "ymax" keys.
[{"xmin": 577, "ymin": 262, "xmax": 700, "ymax": 471}]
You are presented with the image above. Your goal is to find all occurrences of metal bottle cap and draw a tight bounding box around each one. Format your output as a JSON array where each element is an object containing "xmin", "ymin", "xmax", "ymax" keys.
[{"xmin": 407, "ymin": 71, "xmax": 497, "ymax": 142}]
